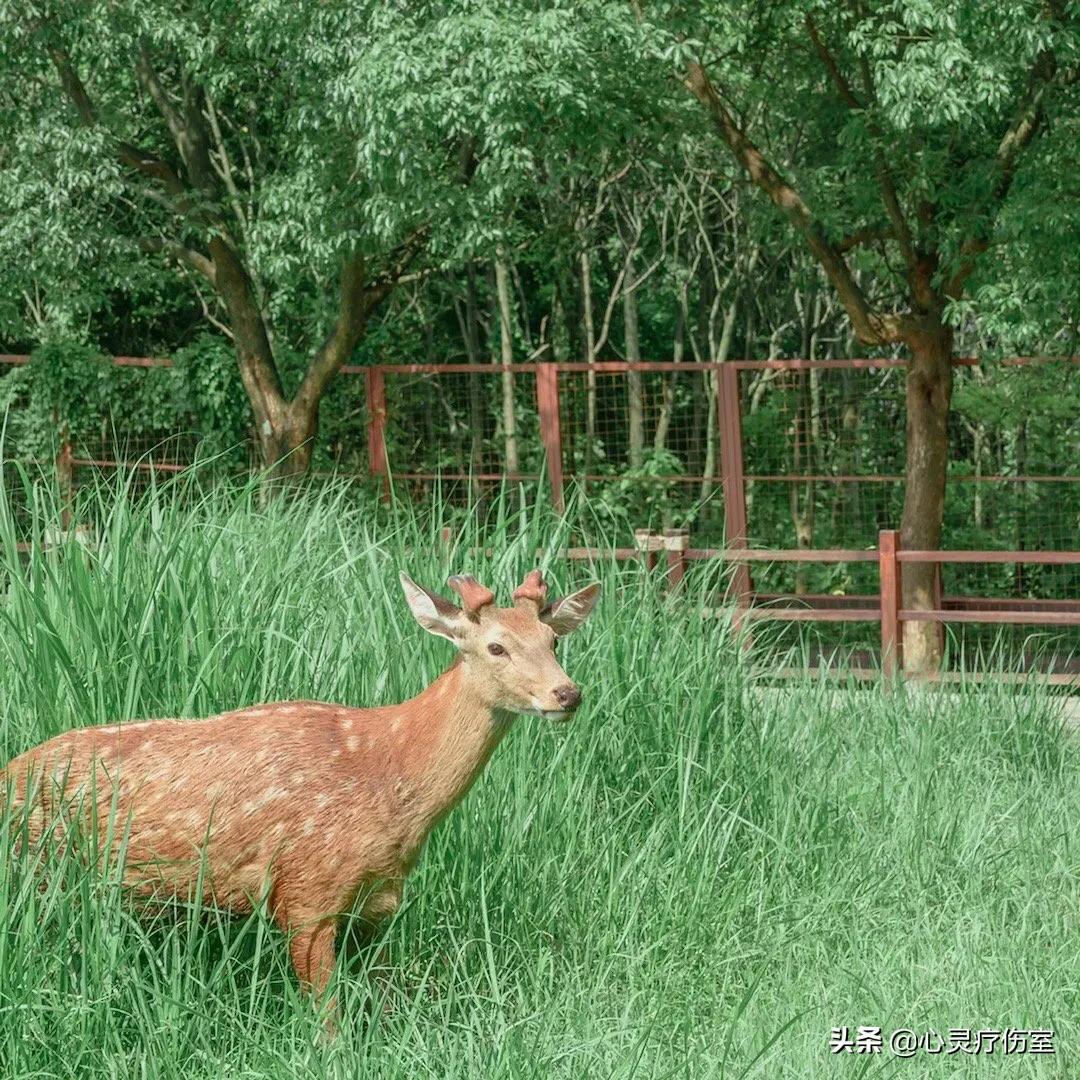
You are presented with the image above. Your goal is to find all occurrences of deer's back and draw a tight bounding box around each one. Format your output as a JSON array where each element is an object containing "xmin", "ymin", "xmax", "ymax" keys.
[{"xmin": 3, "ymin": 701, "xmax": 408, "ymax": 911}]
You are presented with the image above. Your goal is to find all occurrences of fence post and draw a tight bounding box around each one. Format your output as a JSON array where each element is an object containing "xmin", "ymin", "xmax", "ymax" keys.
[
  {"xmin": 879, "ymin": 529, "xmax": 901, "ymax": 679},
  {"xmin": 54, "ymin": 417, "xmax": 74, "ymax": 531},
  {"xmin": 717, "ymin": 364, "xmax": 751, "ymax": 605},
  {"xmin": 535, "ymin": 364, "xmax": 565, "ymax": 513},
  {"xmin": 664, "ymin": 528, "xmax": 689, "ymax": 590},
  {"xmin": 365, "ymin": 367, "xmax": 389, "ymax": 501},
  {"xmin": 634, "ymin": 529, "xmax": 660, "ymax": 572}
]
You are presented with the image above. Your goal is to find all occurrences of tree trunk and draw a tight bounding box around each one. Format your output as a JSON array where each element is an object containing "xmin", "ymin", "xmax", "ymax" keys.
[
  {"xmin": 580, "ymin": 243, "xmax": 597, "ymax": 485},
  {"xmin": 832, "ymin": 368, "xmax": 859, "ymax": 534},
  {"xmin": 493, "ymin": 255, "xmax": 520, "ymax": 476},
  {"xmin": 701, "ymin": 299, "xmax": 737, "ymax": 502},
  {"xmin": 624, "ymin": 275, "xmax": 644, "ymax": 468},
  {"xmin": 556, "ymin": 252, "xmax": 583, "ymax": 367},
  {"xmin": 789, "ymin": 369, "xmax": 816, "ymax": 595},
  {"xmin": 215, "ymin": 242, "xmax": 396, "ymax": 486},
  {"xmin": 257, "ymin": 400, "xmax": 318, "ymax": 482},
  {"xmin": 790, "ymin": 291, "xmax": 820, "ymax": 594},
  {"xmin": 899, "ymin": 321, "xmax": 953, "ymax": 674},
  {"xmin": 463, "ymin": 264, "xmax": 486, "ymax": 501},
  {"xmin": 1014, "ymin": 419, "xmax": 1028, "ymax": 595},
  {"xmin": 654, "ymin": 297, "xmax": 686, "ymax": 453}
]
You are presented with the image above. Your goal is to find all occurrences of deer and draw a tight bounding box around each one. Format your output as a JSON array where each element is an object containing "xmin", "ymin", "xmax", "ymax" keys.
[{"xmin": 2, "ymin": 568, "xmax": 600, "ymax": 1024}]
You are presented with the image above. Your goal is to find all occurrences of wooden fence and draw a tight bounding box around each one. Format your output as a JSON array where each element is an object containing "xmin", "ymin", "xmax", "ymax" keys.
[{"xmin": 539, "ymin": 527, "xmax": 1079, "ymax": 684}]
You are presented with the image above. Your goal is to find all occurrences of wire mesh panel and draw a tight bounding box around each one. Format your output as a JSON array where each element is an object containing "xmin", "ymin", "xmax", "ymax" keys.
[
  {"xmin": 380, "ymin": 368, "xmax": 542, "ymax": 506},
  {"xmin": 73, "ymin": 427, "xmax": 203, "ymax": 472},
  {"xmin": 740, "ymin": 364, "xmax": 907, "ymax": 596},
  {"xmin": 1, "ymin": 351, "xmax": 1075, "ymax": 675},
  {"xmin": 558, "ymin": 365, "xmax": 725, "ymax": 542},
  {"xmin": 729, "ymin": 358, "xmax": 1078, "ymax": 671},
  {"xmin": 940, "ymin": 359, "xmax": 1080, "ymax": 666},
  {"xmin": 947, "ymin": 359, "xmax": 1079, "ymax": 565}
]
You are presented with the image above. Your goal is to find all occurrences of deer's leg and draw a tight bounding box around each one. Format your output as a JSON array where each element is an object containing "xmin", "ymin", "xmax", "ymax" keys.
[
  {"xmin": 346, "ymin": 880, "xmax": 403, "ymax": 1014},
  {"xmin": 288, "ymin": 916, "xmax": 341, "ymax": 1038},
  {"xmin": 361, "ymin": 879, "xmax": 403, "ymax": 925},
  {"xmin": 289, "ymin": 917, "xmax": 338, "ymax": 997},
  {"xmin": 270, "ymin": 884, "xmax": 341, "ymax": 1029}
]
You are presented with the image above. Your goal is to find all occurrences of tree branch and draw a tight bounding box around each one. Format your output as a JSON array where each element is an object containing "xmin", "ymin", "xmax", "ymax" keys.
[
  {"xmin": 135, "ymin": 46, "xmax": 216, "ymax": 194},
  {"xmin": 837, "ymin": 225, "xmax": 894, "ymax": 253},
  {"xmin": 367, "ymin": 225, "xmax": 430, "ymax": 292},
  {"xmin": 47, "ymin": 44, "xmax": 95, "ymax": 123},
  {"xmin": 208, "ymin": 236, "xmax": 285, "ymax": 416},
  {"xmin": 946, "ymin": 47, "xmax": 1058, "ymax": 298},
  {"xmin": 297, "ymin": 227, "xmax": 429, "ymax": 409},
  {"xmin": 994, "ymin": 48, "xmax": 1056, "ymax": 202},
  {"xmin": 684, "ymin": 62, "xmax": 900, "ymax": 345},
  {"xmin": 805, "ymin": 15, "xmax": 918, "ymax": 271},
  {"xmin": 44, "ymin": 26, "xmax": 287, "ymax": 422},
  {"xmin": 137, "ymin": 238, "xmax": 217, "ymax": 285},
  {"xmin": 804, "ymin": 16, "xmax": 863, "ymax": 110},
  {"xmin": 48, "ymin": 42, "xmax": 194, "ymax": 207},
  {"xmin": 204, "ymin": 92, "xmax": 251, "ymax": 239}
]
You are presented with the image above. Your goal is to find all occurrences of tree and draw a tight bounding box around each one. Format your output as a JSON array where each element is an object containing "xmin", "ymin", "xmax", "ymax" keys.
[
  {"xmin": 665, "ymin": 0, "xmax": 1080, "ymax": 670},
  {"xmin": 0, "ymin": 4, "xmax": 433, "ymax": 476},
  {"xmin": 0, "ymin": 1, "xmax": 652, "ymax": 479}
]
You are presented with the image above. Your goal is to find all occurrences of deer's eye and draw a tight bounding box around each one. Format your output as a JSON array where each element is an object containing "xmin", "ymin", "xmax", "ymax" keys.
[{"xmin": 487, "ymin": 642, "xmax": 508, "ymax": 657}]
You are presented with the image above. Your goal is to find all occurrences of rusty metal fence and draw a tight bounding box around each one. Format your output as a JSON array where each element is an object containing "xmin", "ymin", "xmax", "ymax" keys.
[{"xmin": 1, "ymin": 352, "xmax": 1077, "ymax": 679}]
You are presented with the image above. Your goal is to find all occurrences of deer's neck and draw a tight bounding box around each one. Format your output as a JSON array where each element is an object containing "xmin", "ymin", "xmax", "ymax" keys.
[{"xmin": 393, "ymin": 660, "xmax": 511, "ymax": 832}]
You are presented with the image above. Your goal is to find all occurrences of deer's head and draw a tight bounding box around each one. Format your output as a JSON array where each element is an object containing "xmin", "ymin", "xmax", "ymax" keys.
[{"xmin": 399, "ymin": 569, "xmax": 600, "ymax": 720}]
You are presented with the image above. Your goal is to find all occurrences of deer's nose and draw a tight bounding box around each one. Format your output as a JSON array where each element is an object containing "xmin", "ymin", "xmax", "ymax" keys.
[{"xmin": 553, "ymin": 684, "xmax": 581, "ymax": 711}]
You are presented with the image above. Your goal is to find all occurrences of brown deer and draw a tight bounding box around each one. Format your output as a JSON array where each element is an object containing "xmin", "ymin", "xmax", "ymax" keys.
[{"xmin": 3, "ymin": 568, "xmax": 600, "ymax": 1017}]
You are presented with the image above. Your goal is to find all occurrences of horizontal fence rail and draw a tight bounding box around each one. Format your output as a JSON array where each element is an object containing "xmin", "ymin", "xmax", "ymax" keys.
[{"xmin": 437, "ymin": 526, "xmax": 1078, "ymax": 683}]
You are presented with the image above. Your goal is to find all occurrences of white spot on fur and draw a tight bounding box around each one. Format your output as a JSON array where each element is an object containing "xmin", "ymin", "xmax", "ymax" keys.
[{"xmin": 346, "ymin": 736, "xmax": 360, "ymax": 753}]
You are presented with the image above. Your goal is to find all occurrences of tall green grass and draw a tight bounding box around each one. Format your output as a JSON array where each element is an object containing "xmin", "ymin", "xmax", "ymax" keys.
[{"xmin": 0, "ymin": 467, "xmax": 1075, "ymax": 1078}]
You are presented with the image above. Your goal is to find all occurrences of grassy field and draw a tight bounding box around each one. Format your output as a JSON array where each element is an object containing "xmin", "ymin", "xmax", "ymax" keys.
[{"xmin": 0, "ymin": 472, "xmax": 1076, "ymax": 1078}]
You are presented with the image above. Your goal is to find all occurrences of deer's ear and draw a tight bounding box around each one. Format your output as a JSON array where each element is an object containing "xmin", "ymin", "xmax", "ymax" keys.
[
  {"xmin": 541, "ymin": 583, "xmax": 601, "ymax": 636},
  {"xmin": 400, "ymin": 572, "xmax": 465, "ymax": 642}
]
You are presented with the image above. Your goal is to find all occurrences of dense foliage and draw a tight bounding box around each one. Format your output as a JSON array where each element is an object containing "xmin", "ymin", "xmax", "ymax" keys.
[{"xmin": 0, "ymin": 1, "xmax": 1076, "ymax": 596}]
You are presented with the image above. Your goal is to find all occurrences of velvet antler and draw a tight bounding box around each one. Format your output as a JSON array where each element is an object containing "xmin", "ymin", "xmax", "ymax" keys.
[
  {"xmin": 512, "ymin": 569, "xmax": 548, "ymax": 609},
  {"xmin": 447, "ymin": 575, "xmax": 495, "ymax": 618}
]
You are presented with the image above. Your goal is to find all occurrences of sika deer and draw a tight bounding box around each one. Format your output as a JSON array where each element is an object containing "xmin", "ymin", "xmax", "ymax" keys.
[{"xmin": 2, "ymin": 569, "xmax": 599, "ymax": 1018}]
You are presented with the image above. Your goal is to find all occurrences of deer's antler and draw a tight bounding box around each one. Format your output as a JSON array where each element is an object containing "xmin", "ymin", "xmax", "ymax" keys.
[
  {"xmin": 447, "ymin": 575, "xmax": 495, "ymax": 618},
  {"xmin": 512, "ymin": 569, "xmax": 548, "ymax": 610}
]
